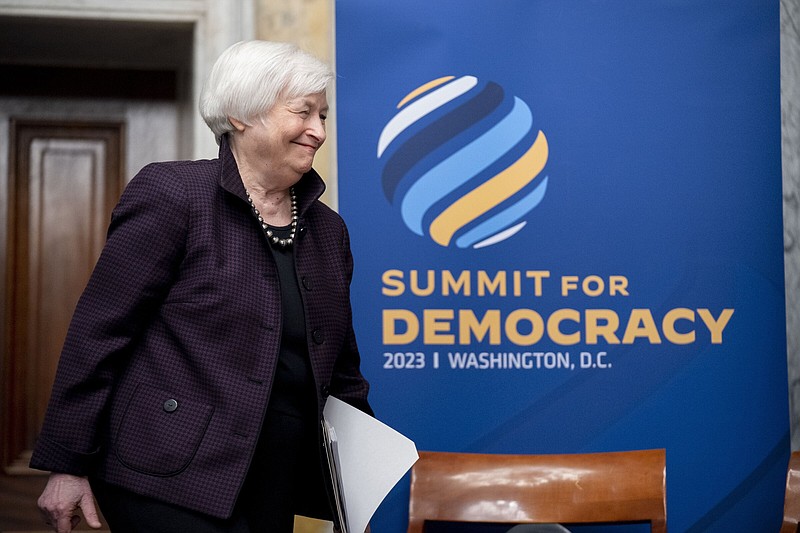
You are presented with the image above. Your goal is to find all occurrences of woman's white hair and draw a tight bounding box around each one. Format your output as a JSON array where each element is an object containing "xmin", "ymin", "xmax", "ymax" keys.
[{"xmin": 199, "ymin": 40, "xmax": 333, "ymax": 143}]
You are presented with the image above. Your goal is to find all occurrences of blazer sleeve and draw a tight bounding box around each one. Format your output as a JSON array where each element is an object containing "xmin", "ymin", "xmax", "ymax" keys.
[{"xmin": 29, "ymin": 163, "xmax": 189, "ymax": 475}]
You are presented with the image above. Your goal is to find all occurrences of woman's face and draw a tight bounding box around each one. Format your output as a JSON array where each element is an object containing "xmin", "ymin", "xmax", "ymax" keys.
[{"xmin": 234, "ymin": 91, "xmax": 328, "ymax": 184}]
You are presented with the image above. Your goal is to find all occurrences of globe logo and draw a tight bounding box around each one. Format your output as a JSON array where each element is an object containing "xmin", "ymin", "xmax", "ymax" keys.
[{"xmin": 377, "ymin": 75, "xmax": 549, "ymax": 249}]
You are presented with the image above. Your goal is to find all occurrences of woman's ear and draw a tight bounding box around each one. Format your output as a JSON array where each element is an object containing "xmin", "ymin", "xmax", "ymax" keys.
[{"xmin": 228, "ymin": 117, "xmax": 247, "ymax": 132}]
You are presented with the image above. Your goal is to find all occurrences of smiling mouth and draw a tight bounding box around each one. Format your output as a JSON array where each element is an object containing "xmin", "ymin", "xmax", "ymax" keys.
[{"xmin": 294, "ymin": 141, "xmax": 319, "ymax": 151}]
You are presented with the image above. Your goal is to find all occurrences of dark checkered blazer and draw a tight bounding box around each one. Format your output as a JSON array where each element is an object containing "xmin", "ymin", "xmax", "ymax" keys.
[{"xmin": 29, "ymin": 135, "xmax": 372, "ymax": 518}]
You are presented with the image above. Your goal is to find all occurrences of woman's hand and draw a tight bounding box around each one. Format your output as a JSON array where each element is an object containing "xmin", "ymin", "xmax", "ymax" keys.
[{"xmin": 38, "ymin": 473, "xmax": 102, "ymax": 533}]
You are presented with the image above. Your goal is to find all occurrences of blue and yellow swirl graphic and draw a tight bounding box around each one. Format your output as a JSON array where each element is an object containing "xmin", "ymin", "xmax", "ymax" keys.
[{"xmin": 377, "ymin": 75, "xmax": 549, "ymax": 249}]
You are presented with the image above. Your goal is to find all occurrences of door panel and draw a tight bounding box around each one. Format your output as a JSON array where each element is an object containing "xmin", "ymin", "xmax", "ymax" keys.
[{"xmin": 3, "ymin": 120, "xmax": 123, "ymax": 473}]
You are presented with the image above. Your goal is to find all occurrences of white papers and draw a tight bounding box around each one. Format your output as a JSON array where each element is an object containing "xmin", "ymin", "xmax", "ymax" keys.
[
  {"xmin": 321, "ymin": 421, "xmax": 348, "ymax": 530},
  {"xmin": 323, "ymin": 396, "xmax": 419, "ymax": 533}
]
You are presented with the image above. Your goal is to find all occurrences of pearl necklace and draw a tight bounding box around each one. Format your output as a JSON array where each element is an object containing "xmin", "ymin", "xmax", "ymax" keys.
[{"xmin": 246, "ymin": 187, "xmax": 298, "ymax": 247}]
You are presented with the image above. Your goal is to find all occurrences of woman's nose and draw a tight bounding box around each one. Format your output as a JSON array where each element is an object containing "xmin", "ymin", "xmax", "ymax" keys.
[{"xmin": 309, "ymin": 119, "xmax": 326, "ymax": 145}]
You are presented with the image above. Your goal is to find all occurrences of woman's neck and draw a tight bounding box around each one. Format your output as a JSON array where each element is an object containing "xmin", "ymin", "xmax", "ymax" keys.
[{"xmin": 242, "ymin": 177, "xmax": 294, "ymax": 225}]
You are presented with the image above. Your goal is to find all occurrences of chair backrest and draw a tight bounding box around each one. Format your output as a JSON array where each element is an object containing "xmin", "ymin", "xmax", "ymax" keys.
[
  {"xmin": 781, "ymin": 451, "xmax": 800, "ymax": 533},
  {"xmin": 407, "ymin": 449, "xmax": 667, "ymax": 533}
]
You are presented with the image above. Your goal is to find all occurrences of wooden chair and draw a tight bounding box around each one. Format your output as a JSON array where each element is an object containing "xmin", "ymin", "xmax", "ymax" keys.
[
  {"xmin": 781, "ymin": 451, "xmax": 800, "ymax": 533},
  {"xmin": 407, "ymin": 449, "xmax": 667, "ymax": 533}
]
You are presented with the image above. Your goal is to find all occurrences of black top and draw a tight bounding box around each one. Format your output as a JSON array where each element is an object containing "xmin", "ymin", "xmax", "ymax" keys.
[
  {"xmin": 265, "ymin": 224, "xmax": 316, "ymax": 419},
  {"xmin": 241, "ymin": 224, "xmax": 331, "ymax": 529}
]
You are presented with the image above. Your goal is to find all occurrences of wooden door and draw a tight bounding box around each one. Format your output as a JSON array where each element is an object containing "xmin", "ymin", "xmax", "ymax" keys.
[{"xmin": 2, "ymin": 120, "xmax": 124, "ymax": 473}]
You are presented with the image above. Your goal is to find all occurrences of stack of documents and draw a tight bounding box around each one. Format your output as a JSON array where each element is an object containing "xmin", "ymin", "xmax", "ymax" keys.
[{"xmin": 322, "ymin": 396, "xmax": 419, "ymax": 533}]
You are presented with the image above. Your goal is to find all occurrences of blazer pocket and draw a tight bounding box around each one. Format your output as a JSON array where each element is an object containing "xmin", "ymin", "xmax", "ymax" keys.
[{"xmin": 114, "ymin": 383, "xmax": 214, "ymax": 476}]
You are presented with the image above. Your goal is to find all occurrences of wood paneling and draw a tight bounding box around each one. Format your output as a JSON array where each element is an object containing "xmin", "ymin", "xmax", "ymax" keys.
[{"xmin": 2, "ymin": 120, "xmax": 124, "ymax": 474}]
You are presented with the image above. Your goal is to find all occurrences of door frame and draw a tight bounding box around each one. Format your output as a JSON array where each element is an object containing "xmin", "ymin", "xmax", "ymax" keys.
[
  {"xmin": 0, "ymin": 0, "xmax": 256, "ymax": 160},
  {"xmin": 0, "ymin": 0, "xmax": 255, "ymax": 474}
]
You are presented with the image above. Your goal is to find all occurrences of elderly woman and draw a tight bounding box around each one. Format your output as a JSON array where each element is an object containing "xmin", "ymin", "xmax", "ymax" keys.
[{"xmin": 31, "ymin": 40, "xmax": 372, "ymax": 533}]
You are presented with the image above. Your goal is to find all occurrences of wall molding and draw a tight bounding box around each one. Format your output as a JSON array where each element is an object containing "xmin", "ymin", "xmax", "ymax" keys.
[{"xmin": 0, "ymin": 0, "xmax": 255, "ymax": 159}]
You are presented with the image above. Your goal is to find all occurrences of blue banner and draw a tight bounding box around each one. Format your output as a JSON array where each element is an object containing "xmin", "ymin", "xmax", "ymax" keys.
[{"xmin": 335, "ymin": 2, "xmax": 788, "ymax": 531}]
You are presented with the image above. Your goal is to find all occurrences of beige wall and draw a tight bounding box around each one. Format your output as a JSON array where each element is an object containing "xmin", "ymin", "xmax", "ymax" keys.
[{"xmin": 255, "ymin": 0, "xmax": 339, "ymax": 209}]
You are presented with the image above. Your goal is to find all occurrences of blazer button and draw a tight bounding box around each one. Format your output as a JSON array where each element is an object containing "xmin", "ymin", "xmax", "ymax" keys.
[
  {"xmin": 321, "ymin": 385, "xmax": 330, "ymax": 397},
  {"xmin": 163, "ymin": 399, "xmax": 178, "ymax": 413},
  {"xmin": 302, "ymin": 276, "xmax": 312, "ymax": 291},
  {"xmin": 312, "ymin": 329, "xmax": 325, "ymax": 344}
]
